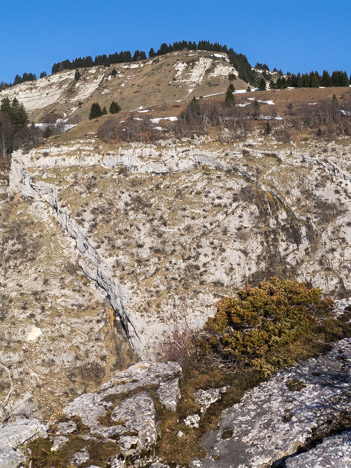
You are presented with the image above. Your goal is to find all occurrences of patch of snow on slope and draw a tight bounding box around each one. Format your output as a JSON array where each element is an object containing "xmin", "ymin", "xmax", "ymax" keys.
[
  {"xmin": 202, "ymin": 92, "xmax": 225, "ymax": 98},
  {"xmin": 150, "ymin": 117, "xmax": 178, "ymax": 123},
  {"xmin": 248, "ymin": 98, "xmax": 275, "ymax": 105},
  {"xmin": 260, "ymin": 116, "xmax": 283, "ymax": 120},
  {"xmin": 211, "ymin": 53, "xmax": 230, "ymax": 62}
]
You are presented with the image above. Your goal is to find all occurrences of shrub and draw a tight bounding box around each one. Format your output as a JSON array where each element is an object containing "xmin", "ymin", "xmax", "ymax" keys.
[{"xmin": 201, "ymin": 278, "xmax": 335, "ymax": 376}]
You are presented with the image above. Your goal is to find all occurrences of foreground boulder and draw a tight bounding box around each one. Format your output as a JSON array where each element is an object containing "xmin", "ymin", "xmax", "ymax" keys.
[
  {"xmin": 21, "ymin": 361, "xmax": 181, "ymax": 467},
  {"xmin": 192, "ymin": 338, "xmax": 351, "ymax": 467}
]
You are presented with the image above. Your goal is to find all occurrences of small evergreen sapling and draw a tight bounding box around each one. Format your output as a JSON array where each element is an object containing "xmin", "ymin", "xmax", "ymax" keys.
[
  {"xmin": 89, "ymin": 103, "xmax": 103, "ymax": 119},
  {"xmin": 109, "ymin": 101, "xmax": 121, "ymax": 114},
  {"xmin": 225, "ymin": 86, "xmax": 235, "ymax": 107}
]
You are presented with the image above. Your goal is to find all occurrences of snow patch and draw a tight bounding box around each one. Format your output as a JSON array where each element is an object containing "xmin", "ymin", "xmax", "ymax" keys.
[{"xmin": 150, "ymin": 117, "xmax": 178, "ymax": 123}]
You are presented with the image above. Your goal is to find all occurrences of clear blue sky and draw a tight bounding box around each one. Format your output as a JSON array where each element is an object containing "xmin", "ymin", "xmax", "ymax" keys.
[{"xmin": 1, "ymin": 0, "xmax": 350, "ymax": 83}]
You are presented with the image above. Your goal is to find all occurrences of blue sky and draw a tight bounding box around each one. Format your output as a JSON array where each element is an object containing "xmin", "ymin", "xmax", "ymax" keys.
[{"xmin": 1, "ymin": 0, "xmax": 350, "ymax": 83}]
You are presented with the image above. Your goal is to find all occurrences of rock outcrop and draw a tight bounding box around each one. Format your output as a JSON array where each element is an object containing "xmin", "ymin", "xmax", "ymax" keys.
[
  {"xmin": 1, "ymin": 339, "xmax": 349, "ymax": 467},
  {"xmin": 19, "ymin": 362, "xmax": 181, "ymax": 467},
  {"xmin": 8, "ymin": 137, "xmax": 351, "ymax": 358},
  {"xmin": 193, "ymin": 338, "xmax": 351, "ymax": 467}
]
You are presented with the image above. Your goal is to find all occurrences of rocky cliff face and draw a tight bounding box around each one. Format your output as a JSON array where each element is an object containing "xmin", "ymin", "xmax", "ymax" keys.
[
  {"xmin": 1, "ymin": 132, "xmax": 351, "ymax": 466},
  {"xmin": 7, "ymin": 136, "xmax": 351, "ymax": 358}
]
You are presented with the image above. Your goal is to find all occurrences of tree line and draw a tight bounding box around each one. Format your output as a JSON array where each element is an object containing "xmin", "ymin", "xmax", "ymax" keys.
[
  {"xmin": 271, "ymin": 70, "xmax": 349, "ymax": 89},
  {"xmin": 50, "ymin": 40, "xmax": 257, "ymax": 85},
  {"xmin": 1, "ymin": 40, "xmax": 350, "ymax": 91},
  {"xmin": 0, "ymin": 71, "xmax": 47, "ymax": 91}
]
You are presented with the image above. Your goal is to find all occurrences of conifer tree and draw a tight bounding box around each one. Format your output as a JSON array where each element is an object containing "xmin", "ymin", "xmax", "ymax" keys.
[
  {"xmin": 321, "ymin": 70, "xmax": 332, "ymax": 87},
  {"xmin": 264, "ymin": 121, "xmax": 272, "ymax": 135},
  {"xmin": 43, "ymin": 126, "xmax": 52, "ymax": 138},
  {"xmin": 296, "ymin": 73, "xmax": 303, "ymax": 87},
  {"xmin": 109, "ymin": 101, "xmax": 121, "ymax": 114},
  {"xmin": 102, "ymin": 106, "xmax": 107, "ymax": 115},
  {"xmin": 259, "ymin": 77, "xmax": 266, "ymax": 91},
  {"xmin": 253, "ymin": 99, "xmax": 260, "ymax": 119},
  {"xmin": 74, "ymin": 70, "xmax": 81, "ymax": 81},
  {"xmin": 225, "ymin": 86, "xmax": 235, "ymax": 107},
  {"xmin": 89, "ymin": 103, "xmax": 103, "ymax": 119}
]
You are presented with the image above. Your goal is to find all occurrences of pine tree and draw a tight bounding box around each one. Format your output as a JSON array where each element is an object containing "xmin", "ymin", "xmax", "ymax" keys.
[
  {"xmin": 89, "ymin": 103, "xmax": 103, "ymax": 119},
  {"xmin": 43, "ymin": 126, "xmax": 52, "ymax": 138},
  {"xmin": 228, "ymin": 83, "xmax": 235, "ymax": 92},
  {"xmin": 264, "ymin": 121, "xmax": 272, "ymax": 135},
  {"xmin": 253, "ymin": 100, "xmax": 260, "ymax": 119},
  {"xmin": 109, "ymin": 101, "xmax": 121, "ymax": 114},
  {"xmin": 1, "ymin": 97, "xmax": 11, "ymax": 114},
  {"xmin": 296, "ymin": 73, "xmax": 303, "ymax": 88},
  {"xmin": 74, "ymin": 70, "xmax": 81, "ymax": 81},
  {"xmin": 225, "ymin": 86, "xmax": 235, "ymax": 107},
  {"xmin": 311, "ymin": 74, "xmax": 320, "ymax": 88},
  {"xmin": 189, "ymin": 97, "xmax": 201, "ymax": 116},
  {"xmin": 40, "ymin": 71, "xmax": 47, "ymax": 78},
  {"xmin": 102, "ymin": 106, "xmax": 107, "ymax": 115},
  {"xmin": 9, "ymin": 98, "xmax": 28, "ymax": 127},
  {"xmin": 111, "ymin": 68, "xmax": 117, "ymax": 76},
  {"xmin": 259, "ymin": 77, "xmax": 266, "ymax": 91},
  {"xmin": 321, "ymin": 70, "xmax": 332, "ymax": 87}
]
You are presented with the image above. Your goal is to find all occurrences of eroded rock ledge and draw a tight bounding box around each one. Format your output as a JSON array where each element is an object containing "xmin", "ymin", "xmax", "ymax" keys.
[{"xmin": 0, "ymin": 338, "xmax": 349, "ymax": 467}]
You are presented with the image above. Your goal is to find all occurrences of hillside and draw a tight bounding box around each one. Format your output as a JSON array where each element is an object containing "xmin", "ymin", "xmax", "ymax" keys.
[
  {"xmin": 0, "ymin": 50, "xmax": 248, "ymax": 123},
  {"xmin": 1, "ymin": 49, "xmax": 351, "ymax": 468}
]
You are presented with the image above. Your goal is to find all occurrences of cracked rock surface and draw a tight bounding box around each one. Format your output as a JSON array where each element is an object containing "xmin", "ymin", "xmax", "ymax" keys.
[
  {"xmin": 285, "ymin": 430, "xmax": 351, "ymax": 467},
  {"xmin": 0, "ymin": 193, "xmax": 135, "ymax": 422},
  {"xmin": 0, "ymin": 419, "xmax": 47, "ymax": 468},
  {"xmin": 192, "ymin": 338, "xmax": 351, "ymax": 468},
  {"xmin": 18, "ymin": 361, "xmax": 181, "ymax": 467},
  {"xmin": 9, "ymin": 137, "xmax": 351, "ymax": 357}
]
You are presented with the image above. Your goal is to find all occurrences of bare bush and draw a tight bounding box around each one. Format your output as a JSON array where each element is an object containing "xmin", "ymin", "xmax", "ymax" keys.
[{"xmin": 156, "ymin": 314, "xmax": 206, "ymax": 371}]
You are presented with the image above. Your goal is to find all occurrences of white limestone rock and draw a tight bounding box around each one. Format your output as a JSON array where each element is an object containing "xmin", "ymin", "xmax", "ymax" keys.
[{"xmin": 285, "ymin": 431, "xmax": 351, "ymax": 467}]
